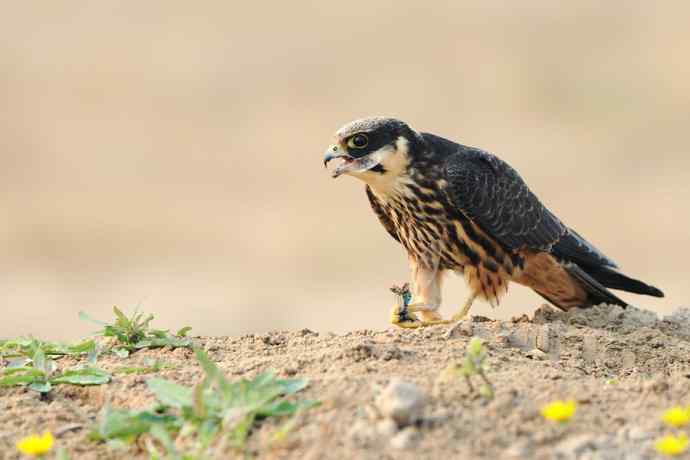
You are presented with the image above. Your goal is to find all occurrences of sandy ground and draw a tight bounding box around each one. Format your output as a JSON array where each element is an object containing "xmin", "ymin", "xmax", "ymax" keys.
[{"xmin": 2, "ymin": 303, "xmax": 690, "ymax": 460}]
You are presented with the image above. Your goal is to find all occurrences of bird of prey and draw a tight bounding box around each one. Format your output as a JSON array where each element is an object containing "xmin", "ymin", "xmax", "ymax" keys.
[{"xmin": 323, "ymin": 117, "xmax": 664, "ymax": 328}]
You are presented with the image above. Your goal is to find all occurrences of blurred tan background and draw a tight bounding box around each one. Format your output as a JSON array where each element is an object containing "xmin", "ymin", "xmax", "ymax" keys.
[{"xmin": 1, "ymin": 2, "xmax": 688, "ymax": 340}]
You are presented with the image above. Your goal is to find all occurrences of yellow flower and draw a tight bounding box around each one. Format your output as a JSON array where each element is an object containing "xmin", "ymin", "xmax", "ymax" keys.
[
  {"xmin": 656, "ymin": 433, "xmax": 689, "ymax": 457},
  {"xmin": 540, "ymin": 399, "xmax": 576, "ymax": 422},
  {"xmin": 662, "ymin": 407, "xmax": 690, "ymax": 428},
  {"xmin": 16, "ymin": 431, "xmax": 54, "ymax": 456}
]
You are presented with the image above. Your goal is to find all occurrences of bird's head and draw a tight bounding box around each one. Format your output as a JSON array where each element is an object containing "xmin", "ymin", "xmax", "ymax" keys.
[{"xmin": 323, "ymin": 117, "xmax": 421, "ymax": 186}]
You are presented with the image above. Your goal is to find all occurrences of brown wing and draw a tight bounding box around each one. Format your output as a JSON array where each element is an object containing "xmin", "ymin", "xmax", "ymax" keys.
[{"xmin": 442, "ymin": 145, "xmax": 628, "ymax": 308}]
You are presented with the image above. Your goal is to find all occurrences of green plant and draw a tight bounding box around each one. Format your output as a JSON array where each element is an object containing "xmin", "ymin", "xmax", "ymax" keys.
[
  {"xmin": 0, "ymin": 338, "xmax": 97, "ymax": 362},
  {"xmin": 91, "ymin": 349, "xmax": 319, "ymax": 457},
  {"xmin": 0, "ymin": 348, "xmax": 110, "ymax": 394},
  {"xmin": 442, "ymin": 337, "xmax": 494, "ymax": 399},
  {"xmin": 80, "ymin": 307, "xmax": 193, "ymax": 357}
]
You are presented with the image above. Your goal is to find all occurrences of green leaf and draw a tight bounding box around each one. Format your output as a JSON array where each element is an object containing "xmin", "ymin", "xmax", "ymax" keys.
[
  {"xmin": 277, "ymin": 378, "xmax": 309, "ymax": 395},
  {"xmin": 91, "ymin": 405, "xmax": 177, "ymax": 442},
  {"xmin": 2, "ymin": 366, "xmax": 42, "ymax": 376},
  {"xmin": 193, "ymin": 382, "xmax": 207, "ymax": 419},
  {"xmin": 32, "ymin": 348, "xmax": 46, "ymax": 373},
  {"xmin": 252, "ymin": 371, "xmax": 277, "ymax": 387},
  {"xmin": 45, "ymin": 359, "xmax": 58, "ymax": 375},
  {"xmin": 113, "ymin": 348, "xmax": 130, "ymax": 359},
  {"xmin": 29, "ymin": 381, "xmax": 52, "ymax": 393},
  {"xmin": 87, "ymin": 347, "xmax": 99, "ymax": 366},
  {"xmin": 257, "ymin": 399, "xmax": 320, "ymax": 417},
  {"xmin": 149, "ymin": 329, "xmax": 167, "ymax": 339},
  {"xmin": 149, "ymin": 424, "xmax": 181, "ymax": 460},
  {"xmin": 51, "ymin": 368, "xmax": 111, "ymax": 385},
  {"xmin": 134, "ymin": 340, "xmax": 153, "ymax": 349},
  {"xmin": 196, "ymin": 418, "xmax": 219, "ymax": 448},
  {"xmin": 7, "ymin": 358, "xmax": 31, "ymax": 368},
  {"xmin": 147, "ymin": 378, "xmax": 193, "ymax": 409},
  {"xmin": 228, "ymin": 412, "xmax": 256, "ymax": 446},
  {"xmin": 468, "ymin": 337, "xmax": 483, "ymax": 356},
  {"xmin": 140, "ymin": 314, "xmax": 155, "ymax": 331},
  {"xmin": 0, "ymin": 373, "xmax": 42, "ymax": 386},
  {"xmin": 68, "ymin": 339, "xmax": 97, "ymax": 354},
  {"xmin": 113, "ymin": 306, "xmax": 129, "ymax": 327},
  {"xmin": 194, "ymin": 349, "xmax": 222, "ymax": 382},
  {"xmin": 176, "ymin": 326, "xmax": 192, "ymax": 337}
]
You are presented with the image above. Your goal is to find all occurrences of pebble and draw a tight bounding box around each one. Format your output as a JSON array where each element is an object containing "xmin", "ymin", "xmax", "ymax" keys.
[
  {"xmin": 525, "ymin": 349, "xmax": 547, "ymax": 360},
  {"xmin": 389, "ymin": 427, "xmax": 420, "ymax": 450},
  {"xmin": 347, "ymin": 419, "xmax": 375, "ymax": 447},
  {"xmin": 376, "ymin": 418, "xmax": 398, "ymax": 437},
  {"xmin": 375, "ymin": 378, "xmax": 427, "ymax": 427}
]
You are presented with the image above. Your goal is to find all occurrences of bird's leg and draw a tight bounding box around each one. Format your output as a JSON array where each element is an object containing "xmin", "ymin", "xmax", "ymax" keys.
[
  {"xmin": 450, "ymin": 292, "xmax": 478, "ymax": 322},
  {"xmin": 444, "ymin": 292, "xmax": 479, "ymax": 338},
  {"xmin": 391, "ymin": 259, "xmax": 449, "ymax": 328}
]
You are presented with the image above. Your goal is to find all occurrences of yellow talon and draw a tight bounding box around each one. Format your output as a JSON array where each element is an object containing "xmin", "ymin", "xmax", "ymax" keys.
[
  {"xmin": 389, "ymin": 283, "xmax": 452, "ymax": 329},
  {"xmin": 389, "ymin": 302, "xmax": 451, "ymax": 329}
]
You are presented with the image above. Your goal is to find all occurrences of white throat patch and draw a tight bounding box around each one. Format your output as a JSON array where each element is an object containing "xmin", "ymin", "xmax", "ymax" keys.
[{"xmin": 352, "ymin": 136, "xmax": 412, "ymax": 198}]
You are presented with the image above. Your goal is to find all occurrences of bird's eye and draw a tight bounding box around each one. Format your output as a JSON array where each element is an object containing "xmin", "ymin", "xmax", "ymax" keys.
[{"xmin": 348, "ymin": 134, "xmax": 369, "ymax": 149}]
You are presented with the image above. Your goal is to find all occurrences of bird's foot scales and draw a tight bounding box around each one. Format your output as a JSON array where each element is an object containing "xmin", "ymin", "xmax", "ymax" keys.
[
  {"xmin": 389, "ymin": 303, "xmax": 450, "ymax": 329},
  {"xmin": 389, "ymin": 283, "xmax": 450, "ymax": 329}
]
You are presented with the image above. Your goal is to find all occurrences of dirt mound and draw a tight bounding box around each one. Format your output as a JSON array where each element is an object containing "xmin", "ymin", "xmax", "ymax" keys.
[{"xmin": 2, "ymin": 304, "xmax": 690, "ymax": 459}]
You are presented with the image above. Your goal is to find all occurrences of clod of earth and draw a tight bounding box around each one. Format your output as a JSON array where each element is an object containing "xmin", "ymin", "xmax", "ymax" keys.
[{"xmin": 375, "ymin": 378, "xmax": 427, "ymax": 427}]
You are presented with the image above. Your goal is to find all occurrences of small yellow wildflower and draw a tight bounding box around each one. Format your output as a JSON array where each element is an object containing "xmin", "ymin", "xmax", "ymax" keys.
[
  {"xmin": 655, "ymin": 433, "xmax": 689, "ymax": 457},
  {"xmin": 16, "ymin": 431, "xmax": 54, "ymax": 457},
  {"xmin": 540, "ymin": 399, "xmax": 576, "ymax": 422},
  {"xmin": 662, "ymin": 406, "xmax": 690, "ymax": 428}
]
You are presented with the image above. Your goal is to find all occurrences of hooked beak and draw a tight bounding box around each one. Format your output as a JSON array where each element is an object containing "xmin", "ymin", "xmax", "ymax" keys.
[{"xmin": 323, "ymin": 144, "xmax": 354, "ymax": 178}]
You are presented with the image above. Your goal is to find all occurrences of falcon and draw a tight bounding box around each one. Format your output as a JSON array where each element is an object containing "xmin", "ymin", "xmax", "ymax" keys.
[{"xmin": 323, "ymin": 117, "xmax": 664, "ymax": 328}]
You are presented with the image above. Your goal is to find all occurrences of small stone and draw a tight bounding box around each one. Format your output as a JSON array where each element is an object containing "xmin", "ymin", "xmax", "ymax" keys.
[
  {"xmin": 535, "ymin": 324, "xmax": 556, "ymax": 353},
  {"xmin": 618, "ymin": 425, "xmax": 652, "ymax": 443},
  {"xmin": 532, "ymin": 304, "xmax": 562, "ymax": 324},
  {"xmin": 554, "ymin": 434, "xmax": 598, "ymax": 457},
  {"xmin": 376, "ymin": 418, "xmax": 398, "ymax": 437},
  {"xmin": 664, "ymin": 308, "xmax": 690, "ymax": 327},
  {"xmin": 348, "ymin": 419, "xmax": 375, "ymax": 447},
  {"xmin": 506, "ymin": 324, "xmax": 537, "ymax": 350},
  {"xmin": 511, "ymin": 314, "xmax": 531, "ymax": 323},
  {"xmin": 375, "ymin": 379, "xmax": 427, "ymax": 427},
  {"xmin": 472, "ymin": 315, "xmax": 492, "ymax": 322},
  {"xmin": 525, "ymin": 349, "xmax": 547, "ymax": 360},
  {"xmin": 495, "ymin": 331, "xmax": 511, "ymax": 348},
  {"xmin": 283, "ymin": 366, "xmax": 297, "ymax": 376},
  {"xmin": 203, "ymin": 341, "xmax": 219, "ymax": 352},
  {"xmin": 261, "ymin": 334, "xmax": 286, "ymax": 346},
  {"xmin": 298, "ymin": 328, "xmax": 317, "ymax": 336},
  {"xmin": 504, "ymin": 440, "xmax": 532, "ymax": 459},
  {"xmin": 389, "ymin": 427, "xmax": 420, "ymax": 450},
  {"xmin": 581, "ymin": 335, "xmax": 598, "ymax": 364},
  {"xmin": 621, "ymin": 350, "xmax": 636, "ymax": 368}
]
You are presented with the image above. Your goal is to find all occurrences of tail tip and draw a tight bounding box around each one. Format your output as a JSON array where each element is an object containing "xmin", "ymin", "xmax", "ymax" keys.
[{"xmin": 648, "ymin": 286, "xmax": 664, "ymax": 298}]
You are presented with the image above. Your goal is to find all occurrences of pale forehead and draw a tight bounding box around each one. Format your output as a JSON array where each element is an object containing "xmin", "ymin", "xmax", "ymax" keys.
[{"xmin": 335, "ymin": 117, "xmax": 403, "ymax": 140}]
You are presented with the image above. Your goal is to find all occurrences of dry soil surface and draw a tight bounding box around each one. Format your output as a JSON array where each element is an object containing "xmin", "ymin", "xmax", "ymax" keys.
[{"xmin": 2, "ymin": 304, "xmax": 690, "ymax": 460}]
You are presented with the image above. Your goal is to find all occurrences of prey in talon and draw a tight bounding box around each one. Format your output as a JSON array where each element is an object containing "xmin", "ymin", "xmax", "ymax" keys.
[
  {"xmin": 324, "ymin": 117, "xmax": 664, "ymax": 329},
  {"xmin": 390, "ymin": 283, "xmax": 416, "ymax": 326}
]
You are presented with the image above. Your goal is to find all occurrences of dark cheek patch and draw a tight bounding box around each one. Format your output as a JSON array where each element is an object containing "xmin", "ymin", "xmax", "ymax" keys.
[{"xmin": 370, "ymin": 164, "xmax": 387, "ymax": 174}]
